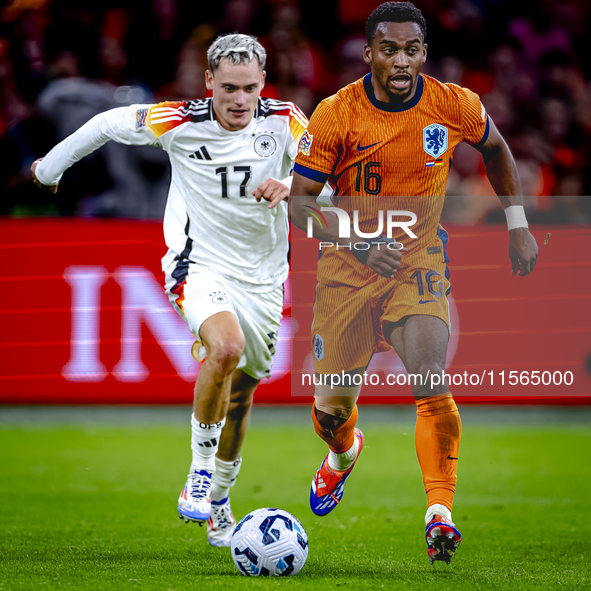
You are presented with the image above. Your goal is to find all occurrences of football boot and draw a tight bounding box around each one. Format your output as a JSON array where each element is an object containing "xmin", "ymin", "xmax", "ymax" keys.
[
  {"xmin": 206, "ymin": 496, "xmax": 236, "ymax": 547},
  {"xmin": 177, "ymin": 469, "xmax": 213, "ymax": 524},
  {"xmin": 425, "ymin": 513, "xmax": 462, "ymax": 565},
  {"xmin": 310, "ymin": 428, "xmax": 364, "ymax": 516}
]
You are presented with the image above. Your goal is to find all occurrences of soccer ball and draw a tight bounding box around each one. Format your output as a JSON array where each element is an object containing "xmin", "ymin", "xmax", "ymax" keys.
[{"xmin": 231, "ymin": 508, "xmax": 309, "ymax": 576}]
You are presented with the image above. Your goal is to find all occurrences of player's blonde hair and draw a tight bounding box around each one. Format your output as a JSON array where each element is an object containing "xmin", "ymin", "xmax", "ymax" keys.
[{"xmin": 207, "ymin": 34, "xmax": 266, "ymax": 72}]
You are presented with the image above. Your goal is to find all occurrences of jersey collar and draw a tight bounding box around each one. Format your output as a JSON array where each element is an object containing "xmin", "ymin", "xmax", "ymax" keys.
[{"xmin": 363, "ymin": 73, "xmax": 423, "ymax": 112}]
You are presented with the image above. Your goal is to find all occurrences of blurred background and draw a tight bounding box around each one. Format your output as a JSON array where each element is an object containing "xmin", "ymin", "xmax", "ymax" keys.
[
  {"xmin": 1, "ymin": 0, "xmax": 590, "ymax": 405},
  {"xmin": 1, "ymin": 0, "xmax": 591, "ymax": 222},
  {"xmin": 1, "ymin": 5, "xmax": 589, "ymax": 585}
]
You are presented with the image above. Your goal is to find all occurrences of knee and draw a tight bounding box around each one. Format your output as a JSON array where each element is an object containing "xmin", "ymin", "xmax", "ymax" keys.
[
  {"xmin": 315, "ymin": 383, "xmax": 360, "ymax": 412},
  {"xmin": 411, "ymin": 361, "xmax": 447, "ymax": 396},
  {"xmin": 314, "ymin": 387, "xmax": 359, "ymax": 430},
  {"xmin": 315, "ymin": 408, "xmax": 346, "ymax": 430},
  {"xmin": 207, "ymin": 337, "xmax": 245, "ymax": 376},
  {"xmin": 315, "ymin": 396, "xmax": 357, "ymax": 421}
]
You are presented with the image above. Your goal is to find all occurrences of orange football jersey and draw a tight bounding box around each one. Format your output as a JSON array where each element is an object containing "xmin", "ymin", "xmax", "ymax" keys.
[{"xmin": 294, "ymin": 73, "xmax": 489, "ymax": 286}]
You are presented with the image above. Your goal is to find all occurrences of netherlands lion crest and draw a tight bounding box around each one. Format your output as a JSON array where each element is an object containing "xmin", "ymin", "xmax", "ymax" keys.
[
  {"xmin": 313, "ymin": 334, "xmax": 324, "ymax": 361},
  {"xmin": 423, "ymin": 123, "xmax": 448, "ymax": 158}
]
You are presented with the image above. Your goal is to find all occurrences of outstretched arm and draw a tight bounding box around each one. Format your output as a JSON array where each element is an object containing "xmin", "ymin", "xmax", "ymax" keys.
[
  {"xmin": 476, "ymin": 117, "xmax": 539, "ymax": 276},
  {"xmin": 32, "ymin": 105, "xmax": 157, "ymax": 191}
]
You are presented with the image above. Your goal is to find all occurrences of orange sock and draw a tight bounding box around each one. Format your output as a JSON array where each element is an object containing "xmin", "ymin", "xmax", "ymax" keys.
[
  {"xmin": 415, "ymin": 394, "xmax": 461, "ymax": 512},
  {"xmin": 311, "ymin": 403, "xmax": 358, "ymax": 453}
]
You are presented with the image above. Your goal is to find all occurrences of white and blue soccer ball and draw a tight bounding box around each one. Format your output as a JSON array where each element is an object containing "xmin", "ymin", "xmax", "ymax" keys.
[{"xmin": 230, "ymin": 508, "xmax": 309, "ymax": 576}]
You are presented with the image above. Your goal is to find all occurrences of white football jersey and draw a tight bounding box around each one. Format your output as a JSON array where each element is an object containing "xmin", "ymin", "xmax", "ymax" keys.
[{"xmin": 35, "ymin": 97, "xmax": 309, "ymax": 291}]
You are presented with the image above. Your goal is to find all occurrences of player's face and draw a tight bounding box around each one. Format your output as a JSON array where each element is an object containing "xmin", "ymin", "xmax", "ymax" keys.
[
  {"xmin": 364, "ymin": 21, "xmax": 427, "ymax": 103},
  {"xmin": 206, "ymin": 59, "xmax": 265, "ymax": 131}
]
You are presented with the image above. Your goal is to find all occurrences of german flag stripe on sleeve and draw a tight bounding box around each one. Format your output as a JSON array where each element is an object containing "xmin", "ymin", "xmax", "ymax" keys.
[
  {"xmin": 148, "ymin": 101, "xmax": 192, "ymax": 138},
  {"xmin": 289, "ymin": 114, "xmax": 307, "ymax": 142},
  {"xmin": 264, "ymin": 100, "xmax": 308, "ymax": 141}
]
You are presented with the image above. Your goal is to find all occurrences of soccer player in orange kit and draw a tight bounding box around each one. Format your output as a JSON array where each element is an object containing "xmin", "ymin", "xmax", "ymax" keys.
[{"xmin": 289, "ymin": 1, "xmax": 538, "ymax": 564}]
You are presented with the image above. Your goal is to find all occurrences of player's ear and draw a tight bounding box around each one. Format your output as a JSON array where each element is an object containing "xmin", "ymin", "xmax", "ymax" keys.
[
  {"xmin": 261, "ymin": 69, "xmax": 266, "ymax": 89},
  {"xmin": 205, "ymin": 69, "xmax": 214, "ymax": 91},
  {"xmin": 422, "ymin": 43, "xmax": 427, "ymax": 64},
  {"xmin": 363, "ymin": 44, "xmax": 372, "ymax": 65}
]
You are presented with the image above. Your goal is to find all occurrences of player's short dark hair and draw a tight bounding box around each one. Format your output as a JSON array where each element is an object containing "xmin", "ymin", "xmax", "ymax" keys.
[{"xmin": 366, "ymin": 2, "xmax": 427, "ymax": 44}]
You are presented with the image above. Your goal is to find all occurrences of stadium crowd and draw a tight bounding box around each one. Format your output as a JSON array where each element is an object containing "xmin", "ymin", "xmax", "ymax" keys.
[{"xmin": 1, "ymin": 0, "xmax": 590, "ymax": 223}]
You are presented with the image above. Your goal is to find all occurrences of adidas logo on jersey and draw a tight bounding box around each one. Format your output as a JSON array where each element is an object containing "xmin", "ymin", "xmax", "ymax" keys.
[{"xmin": 189, "ymin": 146, "xmax": 212, "ymax": 161}]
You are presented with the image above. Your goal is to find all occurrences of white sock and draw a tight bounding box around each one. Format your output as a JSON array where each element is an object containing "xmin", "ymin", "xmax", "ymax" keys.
[
  {"xmin": 190, "ymin": 414, "xmax": 225, "ymax": 474},
  {"xmin": 425, "ymin": 503, "xmax": 452, "ymax": 525},
  {"xmin": 327, "ymin": 437, "xmax": 359, "ymax": 472},
  {"xmin": 211, "ymin": 456, "xmax": 242, "ymax": 503}
]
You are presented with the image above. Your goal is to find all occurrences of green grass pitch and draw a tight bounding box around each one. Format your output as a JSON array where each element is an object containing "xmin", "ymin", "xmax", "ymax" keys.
[{"xmin": 1, "ymin": 409, "xmax": 589, "ymax": 590}]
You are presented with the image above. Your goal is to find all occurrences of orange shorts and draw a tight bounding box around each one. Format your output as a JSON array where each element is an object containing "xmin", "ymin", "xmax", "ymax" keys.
[{"xmin": 311, "ymin": 255, "xmax": 451, "ymax": 374}]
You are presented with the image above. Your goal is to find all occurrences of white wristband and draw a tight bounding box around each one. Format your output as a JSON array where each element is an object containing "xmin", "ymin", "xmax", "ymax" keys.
[{"xmin": 504, "ymin": 205, "xmax": 529, "ymax": 231}]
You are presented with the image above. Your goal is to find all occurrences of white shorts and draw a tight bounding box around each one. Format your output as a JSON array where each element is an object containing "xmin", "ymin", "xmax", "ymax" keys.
[{"xmin": 162, "ymin": 250, "xmax": 283, "ymax": 381}]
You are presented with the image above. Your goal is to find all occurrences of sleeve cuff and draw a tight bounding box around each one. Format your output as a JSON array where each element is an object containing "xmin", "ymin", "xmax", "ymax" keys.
[
  {"xmin": 293, "ymin": 162, "xmax": 329, "ymax": 184},
  {"xmin": 34, "ymin": 159, "xmax": 61, "ymax": 186},
  {"xmin": 470, "ymin": 117, "xmax": 490, "ymax": 149}
]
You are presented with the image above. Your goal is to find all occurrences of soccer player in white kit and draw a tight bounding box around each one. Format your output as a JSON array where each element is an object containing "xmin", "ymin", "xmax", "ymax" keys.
[{"xmin": 31, "ymin": 34, "xmax": 308, "ymax": 547}]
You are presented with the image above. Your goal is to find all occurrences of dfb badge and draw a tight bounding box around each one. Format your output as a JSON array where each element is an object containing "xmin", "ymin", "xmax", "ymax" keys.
[
  {"xmin": 313, "ymin": 334, "xmax": 324, "ymax": 361},
  {"xmin": 254, "ymin": 134, "xmax": 277, "ymax": 158},
  {"xmin": 210, "ymin": 291, "xmax": 229, "ymax": 304},
  {"xmin": 423, "ymin": 123, "xmax": 448, "ymax": 158}
]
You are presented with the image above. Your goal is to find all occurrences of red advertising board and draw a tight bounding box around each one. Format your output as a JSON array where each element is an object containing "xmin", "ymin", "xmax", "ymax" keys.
[
  {"xmin": 290, "ymin": 224, "xmax": 591, "ymax": 404},
  {"xmin": 0, "ymin": 218, "xmax": 589, "ymax": 404},
  {"xmin": 0, "ymin": 218, "xmax": 288, "ymax": 404}
]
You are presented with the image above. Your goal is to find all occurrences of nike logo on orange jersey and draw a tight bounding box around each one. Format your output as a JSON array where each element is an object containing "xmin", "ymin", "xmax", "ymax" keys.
[
  {"xmin": 357, "ymin": 141, "xmax": 382, "ymax": 151},
  {"xmin": 419, "ymin": 299, "xmax": 437, "ymax": 304}
]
